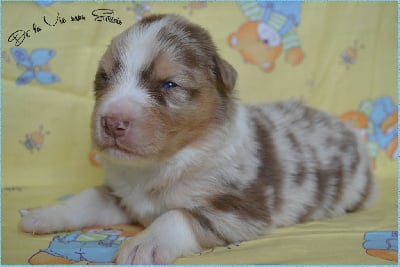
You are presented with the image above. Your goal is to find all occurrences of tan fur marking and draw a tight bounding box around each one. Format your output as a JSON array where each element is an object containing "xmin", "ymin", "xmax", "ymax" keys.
[
  {"xmin": 153, "ymin": 54, "xmax": 178, "ymax": 82},
  {"xmin": 182, "ymin": 209, "xmax": 227, "ymax": 248},
  {"xmin": 210, "ymin": 188, "xmax": 270, "ymax": 223},
  {"xmin": 209, "ymin": 111, "xmax": 284, "ymax": 224},
  {"xmin": 252, "ymin": 113, "xmax": 283, "ymax": 213}
]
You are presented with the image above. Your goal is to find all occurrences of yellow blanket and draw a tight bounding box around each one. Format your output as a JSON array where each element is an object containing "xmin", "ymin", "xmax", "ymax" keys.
[{"xmin": 2, "ymin": 1, "xmax": 397, "ymax": 264}]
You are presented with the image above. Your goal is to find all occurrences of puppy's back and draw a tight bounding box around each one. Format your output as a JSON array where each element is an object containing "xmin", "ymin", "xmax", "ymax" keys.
[{"xmin": 246, "ymin": 100, "xmax": 376, "ymax": 226}]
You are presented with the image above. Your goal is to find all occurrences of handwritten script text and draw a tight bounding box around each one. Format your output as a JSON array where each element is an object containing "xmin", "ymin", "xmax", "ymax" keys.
[{"xmin": 8, "ymin": 9, "xmax": 123, "ymax": 47}]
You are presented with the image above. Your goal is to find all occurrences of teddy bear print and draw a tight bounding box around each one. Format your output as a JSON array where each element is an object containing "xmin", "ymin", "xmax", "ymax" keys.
[{"xmin": 229, "ymin": 1, "xmax": 304, "ymax": 72}]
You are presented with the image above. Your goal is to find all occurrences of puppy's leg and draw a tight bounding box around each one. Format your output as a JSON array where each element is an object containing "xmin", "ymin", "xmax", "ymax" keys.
[
  {"xmin": 19, "ymin": 186, "xmax": 130, "ymax": 234},
  {"xmin": 115, "ymin": 209, "xmax": 205, "ymax": 264}
]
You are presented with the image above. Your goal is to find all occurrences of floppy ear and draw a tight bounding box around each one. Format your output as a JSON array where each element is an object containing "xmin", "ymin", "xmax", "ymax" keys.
[{"xmin": 213, "ymin": 55, "xmax": 237, "ymax": 97}]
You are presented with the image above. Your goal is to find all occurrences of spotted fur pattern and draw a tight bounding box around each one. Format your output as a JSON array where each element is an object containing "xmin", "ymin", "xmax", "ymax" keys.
[{"xmin": 19, "ymin": 14, "xmax": 376, "ymax": 264}]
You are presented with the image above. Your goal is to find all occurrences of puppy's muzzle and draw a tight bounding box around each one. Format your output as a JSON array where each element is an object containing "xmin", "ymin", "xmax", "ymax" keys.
[{"xmin": 101, "ymin": 116, "xmax": 131, "ymax": 138}]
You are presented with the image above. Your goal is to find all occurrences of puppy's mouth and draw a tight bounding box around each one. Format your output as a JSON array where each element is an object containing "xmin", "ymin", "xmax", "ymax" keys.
[
  {"xmin": 97, "ymin": 141, "xmax": 157, "ymax": 162},
  {"xmin": 96, "ymin": 137, "xmax": 137, "ymax": 157},
  {"xmin": 94, "ymin": 117, "xmax": 142, "ymax": 158},
  {"xmin": 102, "ymin": 142, "xmax": 135, "ymax": 155}
]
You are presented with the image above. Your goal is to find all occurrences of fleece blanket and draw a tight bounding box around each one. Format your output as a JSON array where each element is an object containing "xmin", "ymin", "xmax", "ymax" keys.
[{"xmin": 2, "ymin": 1, "xmax": 397, "ymax": 264}]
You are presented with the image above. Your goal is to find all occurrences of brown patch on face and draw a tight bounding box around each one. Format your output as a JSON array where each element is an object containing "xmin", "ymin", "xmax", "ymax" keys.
[
  {"xmin": 93, "ymin": 52, "xmax": 123, "ymax": 100},
  {"xmin": 139, "ymin": 54, "xmax": 174, "ymax": 106},
  {"xmin": 134, "ymin": 18, "xmax": 238, "ymax": 156},
  {"xmin": 153, "ymin": 54, "xmax": 177, "ymax": 81},
  {"xmin": 153, "ymin": 15, "xmax": 238, "ymax": 99},
  {"xmin": 114, "ymin": 54, "xmax": 226, "ymax": 160},
  {"xmin": 139, "ymin": 53, "xmax": 202, "ymax": 107},
  {"xmin": 94, "ymin": 66, "xmax": 109, "ymax": 99},
  {"xmin": 156, "ymin": 92, "xmax": 219, "ymax": 156}
]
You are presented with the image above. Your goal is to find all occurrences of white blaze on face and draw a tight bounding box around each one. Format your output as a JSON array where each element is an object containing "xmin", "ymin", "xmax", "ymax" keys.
[
  {"xmin": 98, "ymin": 19, "xmax": 170, "ymax": 116},
  {"xmin": 92, "ymin": 19, "xmax": 172, "ymax": 159}
]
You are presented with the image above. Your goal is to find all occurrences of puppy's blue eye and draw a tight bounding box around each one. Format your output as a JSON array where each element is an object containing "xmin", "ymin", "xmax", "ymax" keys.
[{"xmin": 162, "ymin": 81, "xmax": 178, "ymax": 90}]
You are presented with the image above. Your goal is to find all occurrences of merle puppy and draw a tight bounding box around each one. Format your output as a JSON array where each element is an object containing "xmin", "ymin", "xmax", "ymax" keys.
[{"xmin": 20, "ymin": 14, "xmax": 376, "ymax": 264}]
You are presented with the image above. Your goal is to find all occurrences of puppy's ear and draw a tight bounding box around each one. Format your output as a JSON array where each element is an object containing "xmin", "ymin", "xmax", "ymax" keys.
[{"xmin": 213, "ymin": 55, "xmax": 237, "ymax": 97}]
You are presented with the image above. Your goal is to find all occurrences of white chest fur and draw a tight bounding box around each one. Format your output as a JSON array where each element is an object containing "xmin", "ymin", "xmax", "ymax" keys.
[{"xmin": 103, "ymin": 161, "xmax": 164, "ymax": 226}]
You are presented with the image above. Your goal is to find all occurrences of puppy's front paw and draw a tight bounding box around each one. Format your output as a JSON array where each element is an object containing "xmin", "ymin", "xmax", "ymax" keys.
[
  {"xmin": 115, "ymin": 210, "xmax": 202, "ymax": 264},
  {"xmin": 114, "ymin": 232, "xmax": 177, "ymax": 264},
  {"xmin": 19, "ymin": 206, "xmax": 66, "ymax": 234}
]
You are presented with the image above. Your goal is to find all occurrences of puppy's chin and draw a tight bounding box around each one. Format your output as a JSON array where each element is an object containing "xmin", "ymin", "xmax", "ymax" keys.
[
  {"xmin": 96, "ymin": 145, "xmax": 155, "ymax": 166},
  {"xmin": 101, "ymin": 145, "xmax": 139, "ymax": 159}
]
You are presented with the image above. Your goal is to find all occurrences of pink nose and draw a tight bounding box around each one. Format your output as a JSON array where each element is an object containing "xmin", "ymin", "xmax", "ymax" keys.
[{"xmin": 101, "ymin": 116, "xmax": 131, "ymax": 138}]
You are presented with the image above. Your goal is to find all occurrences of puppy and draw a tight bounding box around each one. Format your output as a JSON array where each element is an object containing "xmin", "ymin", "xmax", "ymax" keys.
[{"xmin": 20, "ymin": 14, "xmax": 376, "ymax": 264}]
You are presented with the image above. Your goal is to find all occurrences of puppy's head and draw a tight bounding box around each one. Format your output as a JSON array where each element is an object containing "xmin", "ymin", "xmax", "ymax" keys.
[{"xmin": 92, "ymin": 14, "xmax": 237, "ymax": 161}]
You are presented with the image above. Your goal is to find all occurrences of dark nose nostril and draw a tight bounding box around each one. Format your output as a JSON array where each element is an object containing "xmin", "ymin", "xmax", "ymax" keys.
[{"xmin": 101, "ymin": 116, "xmax": 130, "ymax": 138}]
